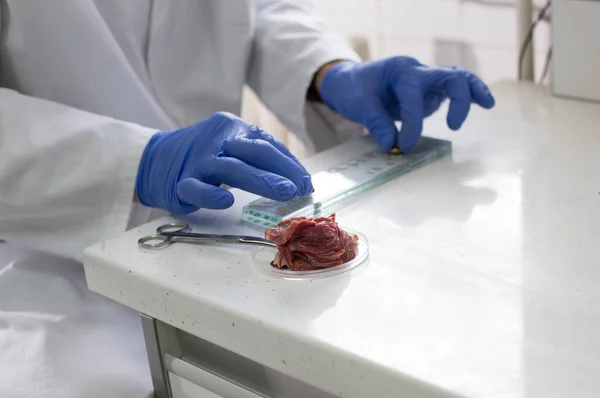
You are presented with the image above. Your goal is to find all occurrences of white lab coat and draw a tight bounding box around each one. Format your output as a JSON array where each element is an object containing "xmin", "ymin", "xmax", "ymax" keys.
[{"xmin": 0, "ymin": 1, "xmax": 361, "ymax": 397}]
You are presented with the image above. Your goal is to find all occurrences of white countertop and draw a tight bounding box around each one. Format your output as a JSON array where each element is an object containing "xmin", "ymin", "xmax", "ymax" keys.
[{"xmin": 83, "ymin": 81, "xmax": 600, "ymax": 398}]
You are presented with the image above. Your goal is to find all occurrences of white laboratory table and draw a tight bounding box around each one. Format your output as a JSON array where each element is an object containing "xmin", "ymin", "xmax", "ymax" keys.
[{"xmin": 83, "ymin": 81, "xmax": 600, "ymax": 398}]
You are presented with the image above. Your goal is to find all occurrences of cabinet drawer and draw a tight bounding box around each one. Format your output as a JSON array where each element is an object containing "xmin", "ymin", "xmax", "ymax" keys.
[{"xmin": 165, "ymin": 354, "xmax": 265, "ymax": 398}]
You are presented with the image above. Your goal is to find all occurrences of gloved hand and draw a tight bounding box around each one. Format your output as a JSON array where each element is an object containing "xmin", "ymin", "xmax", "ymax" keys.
[
  {"xmin": 135, "ymin": 112, "xmax": 312, "ymax": 214},
  {"xmin": 319, "ymin": 56, "xmax": 495, "ymax": 152}
]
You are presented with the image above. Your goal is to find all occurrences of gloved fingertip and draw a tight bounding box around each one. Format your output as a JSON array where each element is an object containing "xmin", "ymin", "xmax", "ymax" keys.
[
  {"xmin": 374, "ymin": 133, "xmax": 396, "ymax": 152},
  {"xmin": 396, "ymin": 130, "xmax": 422, "ymax": 153},
  {"xmin": 276, "ymin": 182, "xmax": 297, "ymax": 201},
  {"xmin": 301, "ymin": 175, "xmax": 314, "ymax": 197},
  {"xmin": 447, "ymin": 118, "xmax": 462, "ymax": 131},
  {"xmin": 470, "ymin": 79, "xmax": 495, "ymax": 109},
  {"xmin": 212, "ymin": 192, "xmax": 235, "ymax": 209},
  {"xmin": 397, "ymin": 139, "xmax": 415, "ymax": 154},
  {"xmin": 485, "ymin": 92, "xmax": 496, "ymax": 108}
]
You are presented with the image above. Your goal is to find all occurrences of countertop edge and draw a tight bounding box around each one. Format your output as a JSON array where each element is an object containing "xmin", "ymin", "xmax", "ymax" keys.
[{"xmin": 82, "ymin": 247, "xmax": 463, "ymax": 398}]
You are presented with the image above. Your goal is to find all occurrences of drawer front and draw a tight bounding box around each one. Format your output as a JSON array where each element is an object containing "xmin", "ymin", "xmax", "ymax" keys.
[{"xmin": 165, "ymin": 354, "xmax": 265, "ymax": 398}]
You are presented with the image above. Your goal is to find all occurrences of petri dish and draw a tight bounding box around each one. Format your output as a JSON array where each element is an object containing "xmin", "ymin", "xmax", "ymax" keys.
[{"xmin": 249, "ymin": 227, "xmax": 369, "ymax": 280}]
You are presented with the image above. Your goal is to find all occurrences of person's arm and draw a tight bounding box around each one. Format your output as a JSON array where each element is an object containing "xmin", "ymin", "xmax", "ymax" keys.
[
  {"xmin": 247, "ymin": 2, "xmax": 495, "ymax": 155},
  {"xmin": 0, "ymin": 88, "xmax": 157, "ymax": 261},
  {"xmin": 246, "ymin": 0, "xmax": 360, "ymax": 139}
]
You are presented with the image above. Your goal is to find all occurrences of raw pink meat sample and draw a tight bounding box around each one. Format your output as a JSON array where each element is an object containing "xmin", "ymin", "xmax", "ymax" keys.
[{"xmin": 264, "ymin": 214, "xmax": 359, "ymax": 271}]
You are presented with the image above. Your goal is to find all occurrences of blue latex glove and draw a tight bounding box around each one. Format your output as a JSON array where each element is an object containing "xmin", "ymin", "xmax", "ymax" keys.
[
  {"xmin": 319, "ymin": 56, "xmax": 495, "ymax": 152},
  {"xmin": 135, "ymin": 112, "xmax": 312, "ymax": 214}
]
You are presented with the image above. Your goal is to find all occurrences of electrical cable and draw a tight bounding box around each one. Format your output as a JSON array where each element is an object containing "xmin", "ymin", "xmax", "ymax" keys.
[
  {"xmin": 518, "ymin": 0, "xmax": 551, "ymax": 80},
  {"xmin": 539, "ymin": 47, "xmax": 552, "ymax": 85}
]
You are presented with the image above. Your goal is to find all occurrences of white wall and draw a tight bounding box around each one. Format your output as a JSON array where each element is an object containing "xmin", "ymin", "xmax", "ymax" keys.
[{"xmin": 315, "ymin": 0, "xmax": 552, "ymax": 84}]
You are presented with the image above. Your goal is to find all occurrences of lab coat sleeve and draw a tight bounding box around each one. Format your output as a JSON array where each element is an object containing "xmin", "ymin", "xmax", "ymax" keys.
[
  {"xmin": 0, "ymin": 88, "xmax": 158, "ymax": 261},
  {"xmin": 247, "ymin": 0, "xmax": 362, "ymax": 145}
]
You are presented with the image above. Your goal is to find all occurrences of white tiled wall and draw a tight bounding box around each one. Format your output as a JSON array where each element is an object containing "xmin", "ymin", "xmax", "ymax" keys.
[{"xmin": 315, "ymin": 0, "xmax": 552, "ymax": 84}]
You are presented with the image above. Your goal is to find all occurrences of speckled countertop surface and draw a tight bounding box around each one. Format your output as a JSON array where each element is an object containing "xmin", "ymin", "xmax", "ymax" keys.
[{"xmin": 83, "ymin": 82, "xmax": 600, "ymax": 398}]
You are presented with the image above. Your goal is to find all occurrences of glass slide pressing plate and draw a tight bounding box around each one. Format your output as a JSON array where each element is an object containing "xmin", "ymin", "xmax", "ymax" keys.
[{"xmin": 242, "ymin": 136, "xmax": 451, "ymax": 229}]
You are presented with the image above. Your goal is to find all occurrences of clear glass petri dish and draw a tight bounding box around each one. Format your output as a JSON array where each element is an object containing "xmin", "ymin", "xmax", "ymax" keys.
[{"xmin": 249, "ymin": 228, "xmax": 369, "ymax": 280}]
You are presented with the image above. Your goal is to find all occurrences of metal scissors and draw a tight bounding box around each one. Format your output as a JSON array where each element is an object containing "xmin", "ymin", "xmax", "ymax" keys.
[{"xmin": 138, "ymin": 222, "xmax": 276, "ymax": 250}]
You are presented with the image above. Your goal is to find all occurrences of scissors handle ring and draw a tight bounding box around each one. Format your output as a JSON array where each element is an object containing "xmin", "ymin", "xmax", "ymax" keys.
[
  {"xmin": 157, "ymin": 222, "xmax": 190, "ymax": 234},
  {"xmin": 138, "ymin": 234, "xmax": 173, "ymax": 249}
]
